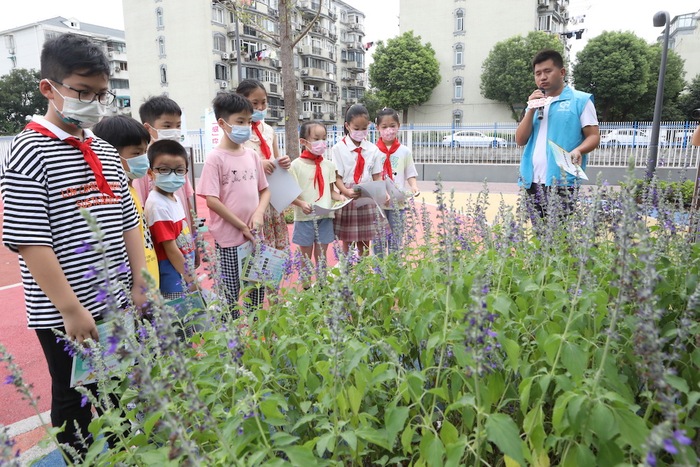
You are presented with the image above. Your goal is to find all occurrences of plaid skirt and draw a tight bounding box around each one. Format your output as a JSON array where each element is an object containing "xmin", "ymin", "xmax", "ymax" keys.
[{"xmin": 334, "ymin": 199, "xmax": 382, "ymax": 242}]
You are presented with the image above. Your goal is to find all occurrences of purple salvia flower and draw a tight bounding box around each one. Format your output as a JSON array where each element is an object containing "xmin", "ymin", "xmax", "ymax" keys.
[
  {"xmin": 673, "ymin": 429, "xmax": 691, "ymax": 446},
  {"xmin": 80, "ymin": 394, "xmax": 89, "ymax": 407},
  {"xmin": 83, "ymin": 266, "xmax": 98, "ymax": 279},
  {"xmin": 105, "ymin": 335, "xmax": 119, "ymax": 356},
  {"xmin": 3, "ymin": 375, "xmax": 14, "ymax": 385},
  {"xmin": 74, "ymin": 241, "xmax": 93, "ymax": 254},
  {"xmin": 95, "ymin": 289, "xmax": 108, "ymax": 303}
]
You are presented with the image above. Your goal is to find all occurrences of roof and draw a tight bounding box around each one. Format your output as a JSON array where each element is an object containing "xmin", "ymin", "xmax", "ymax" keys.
[{"xmin": 0, "ymin": 16, "xmax": 125, "ymax": 40}]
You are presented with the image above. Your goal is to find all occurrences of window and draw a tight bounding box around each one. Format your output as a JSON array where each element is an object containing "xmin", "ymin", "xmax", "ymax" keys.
[
  {"xmin": 212, "ymin": 6, "xmax": 225, "ymax": 24},
  {"xmin": 213, "ymin": 34, "xmax": 227, "ymax": 52},
  {"xmin": 454, "ymin": 44, "xmax": 463, "ymax": 66},
  {"xmin": 215, "ymin": 63, "xmax": 228, "ymax": 81},
  {"xmin": 156, "ymin": 7, "xmax": 164, "ymax": 28},
  {"xmin": 160, "ymin": 65, "xmax": 167, "ymax": 84},
  {"xmin": 452, "ymin": 110, "xmax": 463, "ymax": 127},
  {"xmin": 109, "ymin": 79, "xmax": 129, "ymax": 89},
  {"xmin": 157, "ymin": 36, "xmax": 166, "ymax": 57},
  {"xmin": 455, "ymin": 9, "xmax": 464, "ymax": 32},
  {"xmin": 453, "ymin": 77, "xmax": 463, "ymax": 99}
]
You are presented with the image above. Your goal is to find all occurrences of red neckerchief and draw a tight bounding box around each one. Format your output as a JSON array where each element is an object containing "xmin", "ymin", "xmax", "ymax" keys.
[
  {"xmin": 252, "ymin": 121, "xmax": 271, "ymax": 159},
  {"xmin": 376, "ymin": 138, "xmax": 400, "ymax": 180},
  {"xmin": 25, "ymin": 121, "xmax": 115, "ymax": 197},
  {"xmin": 300, "ymin": 150, "xmax": 324, "ymax": 200}
]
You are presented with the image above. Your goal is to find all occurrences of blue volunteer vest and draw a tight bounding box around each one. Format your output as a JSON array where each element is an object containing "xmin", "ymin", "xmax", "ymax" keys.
[{"xmin": 519, "ymin": 86, "xmax": 594, "ymax": 188}]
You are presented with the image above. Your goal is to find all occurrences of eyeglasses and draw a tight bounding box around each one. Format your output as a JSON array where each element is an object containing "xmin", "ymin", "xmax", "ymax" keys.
[
  {"xmin": 52, "ymin": 80, "xmax": 116, "ymax": 106},
  {"xmin": 153, "ymin": 166, "xmax": 187, "ymax": 176}
]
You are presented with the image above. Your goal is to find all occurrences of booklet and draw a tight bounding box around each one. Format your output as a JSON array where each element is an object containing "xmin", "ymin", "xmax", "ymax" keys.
[
  {"xmin": 70, "ymin": 317, "xmax": 135, "ymax": 387},
  {"xmin": 237, "ymin": 241, "xmax": 287, "ymax": 288},
  {"xmin": 164, "ymin": 290, "xmax": 207, "ymax": 321},
  {"xmin": 312, "ymin": 198, "xmax": 353, "ymax": 216},
  {"xmin": 266, "ymin": 159, "xmax": 303, "ymax": 212},
  {"xmin": 548, "ymin": 141, "xmax": 589, "ymax": 181},
  {"xmin": 352, "ymin": 180, "xmax": 388, "ymax": 218},
  {"xmin": 384, "ymin": 178, "xmax": 408, "ymax": 205}
]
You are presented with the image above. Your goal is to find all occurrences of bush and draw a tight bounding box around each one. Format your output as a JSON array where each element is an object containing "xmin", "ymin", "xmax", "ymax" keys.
[
  {"xmin": 3, "ymin": 178, "xmax": 699, "ymax": 466},
  {"xmin": 622, "ymin": 178, "xmax": 695, "ymax": 208}
]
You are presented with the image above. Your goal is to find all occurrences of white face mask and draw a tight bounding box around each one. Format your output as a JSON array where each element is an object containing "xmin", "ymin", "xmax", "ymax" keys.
[
  {"xmin": 156, "ymin": 128, "xmax": 182, "ymax": 142},
  {"xmin": 49, "ymin": 82, "xmax": 105, "ymax": 129}
]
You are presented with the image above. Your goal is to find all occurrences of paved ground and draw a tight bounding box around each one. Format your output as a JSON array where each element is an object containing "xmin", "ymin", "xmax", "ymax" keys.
[{"xmin": 0, "ymin": 180, "xmax": 523, "ymax": 465}]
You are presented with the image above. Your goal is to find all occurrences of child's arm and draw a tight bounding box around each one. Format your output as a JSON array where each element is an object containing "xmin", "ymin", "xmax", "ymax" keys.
[
  {"xmin": 123, "ymin": 227, "xmax": 148, "ymax": 308},
  {"xmin": 272, "ymin": 133, "xmax": 292, "ymax": 169},
  {"xmin": 406, "ymin": 176, "xmax": 420, "ymax": 194},
  {"xmin": 251, "ymin": 187, "xmax": 271, "ymax": 230},
  {"xmin": 331, "ymin": 184, "xmax": 346, "ymax": 202},
  {"xmin": 335, "ymin": 174, "xmax": 359, "ymax": 198},
  {"xmin": 292, "ymin": 196, "xmax": 313, "ymax": 214},
  {"xmin": 206, "ymin": 195, "xmax": 255, "ymax": 243},
  {"xmin": 161, "ymin": 240, "xmax": 196, "ymax": 287},
  {"xmin": 17, "ymin": 245, "xmax": 98, "ymax": 343}
]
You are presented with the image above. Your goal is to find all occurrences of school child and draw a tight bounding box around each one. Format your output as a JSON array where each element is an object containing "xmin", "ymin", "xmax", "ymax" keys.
[
  {"xmin": 236, "ymin": 79, "xmax": 291, "ymax": 250},
  {"xmin": 144, "ymin": 140, "xmax": 197, "ymax": 300},
  {"xmin": 331, "ymin": 104, "xmax": 383, "ymax": 256},
  {"xmin": 196, "ymin": 92, "xmax": 270, "ymax": 318},
  {"xmin": 93, "ymin": 115, "xmax": 160, "ymax": 286},
  {"xmin": 290, "ymin": 121, "xmax": 345, "ymax": 268},
  {"xmin": 372, "ymin": 108, "xmax": 420, "ymax": 255},
  {"xmin": 0, "ymin": 33, "xmax": 147, "ymax": 453}
]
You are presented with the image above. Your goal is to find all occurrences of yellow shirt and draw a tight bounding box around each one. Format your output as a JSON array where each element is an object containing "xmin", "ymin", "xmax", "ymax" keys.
[{"xmin": 130, "ymin": 186, "xmax": 160, "ymax": 288}]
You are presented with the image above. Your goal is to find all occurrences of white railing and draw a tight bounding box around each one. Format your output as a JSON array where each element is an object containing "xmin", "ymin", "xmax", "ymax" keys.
[{"xmin": 186, "ymin": 121, "xmax": 700, "ymax": 169}]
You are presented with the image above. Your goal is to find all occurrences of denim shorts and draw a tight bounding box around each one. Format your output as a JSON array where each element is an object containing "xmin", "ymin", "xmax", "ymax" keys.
[{"xmin": 292, "ymin": 218, "xmax": 335, "ymax": 246}]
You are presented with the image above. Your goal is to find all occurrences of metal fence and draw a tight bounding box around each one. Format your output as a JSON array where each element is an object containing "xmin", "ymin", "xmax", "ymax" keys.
[{"xmin": 187, "ymin": 120, "xmax": 700, "ymax": 169}]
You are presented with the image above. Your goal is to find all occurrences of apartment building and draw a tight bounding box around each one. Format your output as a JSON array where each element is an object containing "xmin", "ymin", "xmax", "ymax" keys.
[
  {"xmin": 399, "ymin": 0, "xmax": 569, "ymax": 124},
  {"xmin": 122, "ymin": 0, "xmax": 367, "ymax": 127},
  {"xmin": 0, "ymin": 17, "xmax": 131, "ymax": 113},
  {"xmin": 665, "ymin": 10, "xmax": 700, "ymax": 83}
]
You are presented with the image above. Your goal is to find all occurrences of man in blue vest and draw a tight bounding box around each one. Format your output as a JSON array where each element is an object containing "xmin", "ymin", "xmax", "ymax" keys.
[{"xmin": 515, "ymin": 49, "xmax": 600, "ymax": 219}]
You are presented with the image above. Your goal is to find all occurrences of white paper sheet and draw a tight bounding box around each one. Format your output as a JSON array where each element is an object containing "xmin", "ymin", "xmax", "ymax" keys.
[
  {"xmin": 266, "ymin": 159, "xmax": 303, "ymax": 212},
  {"xmin": 548, "ymin": 141, "xmax": 589, "ymax": 180}
]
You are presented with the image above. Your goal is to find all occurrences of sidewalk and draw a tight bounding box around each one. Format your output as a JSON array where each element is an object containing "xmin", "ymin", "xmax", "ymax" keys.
[{"xmin": 2, "ymin": 180, "xmax": 523, "ymax": 466}]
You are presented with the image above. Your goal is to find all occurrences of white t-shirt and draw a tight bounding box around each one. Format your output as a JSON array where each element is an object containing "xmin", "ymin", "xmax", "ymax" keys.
[
  {"xmin": 331, "ymin": 137, "xmax": 382, "ymax": 186},
  {"xmin": 532, "ymin": 98, "xmax": 598, "ymax": 184}
]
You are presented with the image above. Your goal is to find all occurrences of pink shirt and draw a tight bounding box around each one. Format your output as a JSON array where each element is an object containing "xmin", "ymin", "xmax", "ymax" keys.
[{"xmin": 197, "ymin": 147, "xmax": 268, "ymax": 247}]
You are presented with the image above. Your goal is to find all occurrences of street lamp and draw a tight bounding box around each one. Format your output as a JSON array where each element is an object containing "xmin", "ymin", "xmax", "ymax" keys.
[{"xmin": 646, "ymin": 10, "xmax": 671, "ymax": 180}]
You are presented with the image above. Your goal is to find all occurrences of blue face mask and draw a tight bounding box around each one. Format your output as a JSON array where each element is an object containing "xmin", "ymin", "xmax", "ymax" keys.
[
  {"xmin": 121, "ymin": 154, "xmax": 149, "ymax": 179},
  {"xmin": 251, "ymin": 109, "xmax": 267, "ymax": 123},
  {"xmin": 226, "ymin": 123, "xmax": 251, "ymax": 144},
  {"xmin": 154, "ymin": 172, "xmax": 186, "ymax": 193}
]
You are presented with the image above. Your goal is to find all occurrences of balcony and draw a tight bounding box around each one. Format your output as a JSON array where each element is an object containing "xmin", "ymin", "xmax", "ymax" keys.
[
  {"xmin": 300, "ymin": 67, "xmax": 335, "ymax": 81},
  {"xmin": 347, "ymin": 23, "xmax": 365, "ymax": 35},
  {"xmin": 343, "ymin": 61, "xmax": 364, "ymax": 71}
]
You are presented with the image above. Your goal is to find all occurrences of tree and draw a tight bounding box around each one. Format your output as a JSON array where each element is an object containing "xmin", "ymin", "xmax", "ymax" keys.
[
  {"xmin": 215, "ymin": 0, "xmax": 323, "ymax": 158},
  {"xmin": 678, "ymin": 74, "xmax": 700, "ymax": 120},
  {"xmin": 480, "ymin": 31, "xmax": 563, "ymax": 121},
  {"xmin": 572, "ymin": 31, "xmax": 652, "ymax": 121},
  {"xmin": 368, "ymin": 31, "xmax": 440, "ymax": 123},
  {"xmin": 358, "ymin": 88, "xmax": 382, "ymax": 121},
  {"xmin": 0, "ymin": 68, "xmax": 45, "ymax": 135},
  {"xmin": 609, "ymin": 44, "xmax": 686, "ymax": 121}
]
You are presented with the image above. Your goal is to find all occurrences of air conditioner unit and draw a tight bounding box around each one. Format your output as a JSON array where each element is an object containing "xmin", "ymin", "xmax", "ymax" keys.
[
  {"xmin": 221, "ymin": 52, "xmax": 230, "ymax": 60},
  {"xmin": 220, "ymin": 81, "xmax": 228, "ymax": 89},
  {"xmin": 269, "ymin": 8, "xmax": 278, "ymax": 17},
  {"xmin": 301, "ymin": 69, "xmax": 309, "ymax": 75},
  {"xmin": 108, "ymin": 51, "xmax": 114, "ymax": 58},
  {"xmin": 302, "ymin": 91, "xmax": 310, "ymax": 97}
]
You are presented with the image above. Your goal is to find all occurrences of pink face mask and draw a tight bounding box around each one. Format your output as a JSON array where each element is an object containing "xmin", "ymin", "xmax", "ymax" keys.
[
  {"xmin": 379, "ymin": 127, "xmax": 398, "ymax": 142},
  {"xmin": 349, "ymin": 129, "xmax": 368, "ymax": 142},
  {"xmin": 308, "ymin": 140, "xmax": 327, "ymax": 156}
]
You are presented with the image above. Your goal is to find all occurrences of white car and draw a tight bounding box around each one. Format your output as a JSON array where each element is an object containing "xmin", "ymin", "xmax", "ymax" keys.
[
  {"xmin": 600, "ymin": 129, "xmax": 666, "ymax": 147},
  {"xmin": 442, "ymin": 130, "xmax": 508, "ymax": 148}
]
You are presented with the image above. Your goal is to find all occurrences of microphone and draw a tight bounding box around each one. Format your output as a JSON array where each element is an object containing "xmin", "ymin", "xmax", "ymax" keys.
[{"xmin": 537, "ymin": 87, "xmax": 545, "ymax": 120}]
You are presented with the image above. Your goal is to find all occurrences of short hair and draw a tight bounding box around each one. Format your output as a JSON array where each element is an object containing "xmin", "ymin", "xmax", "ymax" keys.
[
  {"xmin": 93, "ymin": 115, "xmax": 151, "ymax": 150},
  {"xmin": 375, "ymin": 107, "xmax": 400, "ymax": 126},
  {"xmin": 147, "ymin": 140, "xmax": 188, "ymax": 168},
  {"xmin": 343, "ymin": 104, "xmax": 370, "ymax": 135},
  {"xmin": 299, "ymin": 121, "xmax": 325, "ymax": 140},
  {"xmin": 532, "ymin": 49, "xmax": 564, "ymax": 70},
  {"xmin": 40, "ymin": 33, "xmax": 110, "ymax": 81},
  {"xmin": 235, "ymin": 79, "xmax": 267, "ymax": 98},
  {"xmin": 212, "ymin": 92, "xmax": 253, "ymax": 120},
  {"xmin": 139, "ymin": 95, "xmax": 182, "ymax": 125}
]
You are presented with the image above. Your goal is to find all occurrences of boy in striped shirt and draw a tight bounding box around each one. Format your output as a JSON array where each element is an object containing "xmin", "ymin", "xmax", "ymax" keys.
[{"xmin": 0, "ymin": 33, "xmax": 147, "ymax": 455}]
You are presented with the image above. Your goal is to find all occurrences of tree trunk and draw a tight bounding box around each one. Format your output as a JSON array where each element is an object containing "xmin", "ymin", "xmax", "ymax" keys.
[{"xmin": 280, "ymin": 0, "xmax": 299, "ymax": 159}]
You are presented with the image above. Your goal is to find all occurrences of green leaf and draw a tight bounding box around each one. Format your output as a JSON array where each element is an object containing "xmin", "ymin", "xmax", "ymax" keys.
[
  {"xmin": 613, "ymin": 408, "xmax": 649, "ymax": 450},
  {"xmin": 260, "ymin": 399, "xmax": 286, "ymax": 425},
  {"xmin": 348, "ymin": 385, "xmax": 362, "ymax": 416},
  {"xmin": 445, "ymin": 439, "xmax": 467, "ymax": 467},
  {"xmin": 401, "ymin": 425, "xmax": 415, "ymax": 454},
  {"xmin": 270, "ymin": 432, "xmax": 300, "ymax": 447},
  {"xmin": 561, "ymin": 342, "xmax": 587, "ymax": 382},
  {"xmin": 485, "ymin": 413, "xmax": 526, "ymax": 466},
  {"xmin": 316, "ymin": 432, "xmax": 336, "ymax": 456},
  {"xmin": 502, "ymin": 337, "xmax": 520, "ymax": 369},
  {"xmin": 590, "ymin": 402, "xmax": 617, "ymax": 442},
  {"xmin": 419, "ymin": 431, "xmax": 446, "ymax": 467},
  {"xmin": 341, "ymin": 431, "xmax": 358, "ymax": 452},
  {"xmin": 385, "ymin": 406, "xmax": 410, "ymax": 446},
  {"xmin": 144, "ymin": 411, "xmax": 163, "ymax": 437},
  {"xmin": 439, "ymin": 420, "xmax": 459, "ymax": 446},
  {"xmin": 284, "ymin": 445, "xmax": 320, "ymax": 465}
]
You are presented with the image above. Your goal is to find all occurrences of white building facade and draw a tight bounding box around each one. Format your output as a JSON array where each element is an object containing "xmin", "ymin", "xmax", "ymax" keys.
[
  {"xmin": 666, "ymin": 10, "xmax": 700, "ymax": 84},
  {"xmin": 0, "ymin": 17, "xmax": 132, "ymax": 114},
  {"xmin": 122, "ymin": 0, "xmax": 367, "ymax": 127},
  {"xmin": 398, "ymin": 0, "xmax": 569, "ymax": 124}
]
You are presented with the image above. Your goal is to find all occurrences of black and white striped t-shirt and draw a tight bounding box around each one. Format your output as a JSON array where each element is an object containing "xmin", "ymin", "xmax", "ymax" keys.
[{"xmin": 1, "ymin": 117, "xmax": 139, "ymax": 329}]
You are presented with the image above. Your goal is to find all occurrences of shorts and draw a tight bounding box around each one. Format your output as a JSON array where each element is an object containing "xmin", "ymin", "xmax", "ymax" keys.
[{"xmin": 292, "ymin": 218, "xmax": 335, "ymax": 246}]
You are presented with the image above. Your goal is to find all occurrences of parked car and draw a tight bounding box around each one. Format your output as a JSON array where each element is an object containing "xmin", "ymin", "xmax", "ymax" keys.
[
  {"xmin": 442, "ymin": 130, "xmax": 508, "ymax": 148},
  {"xmin": 600, "ymin": 129, "xmax": 667, "ymax": 147}
]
